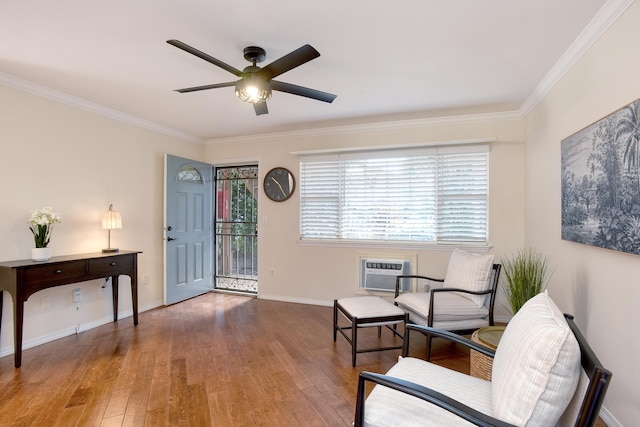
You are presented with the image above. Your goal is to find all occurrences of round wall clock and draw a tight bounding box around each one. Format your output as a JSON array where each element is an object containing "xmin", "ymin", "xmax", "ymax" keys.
[{"xmin": 263, "ymin": 167, "xmax": 296, "ymax": 202}]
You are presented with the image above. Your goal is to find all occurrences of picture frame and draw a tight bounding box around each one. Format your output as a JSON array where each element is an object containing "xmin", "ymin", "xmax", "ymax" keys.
[{"xmin": 561, "ymin": 98, "xmax": 640, "ymax": 255}]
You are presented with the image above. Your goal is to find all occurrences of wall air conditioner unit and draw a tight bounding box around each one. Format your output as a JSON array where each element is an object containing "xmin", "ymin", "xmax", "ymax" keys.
[{"xmin": 359, "ymin": 258, "xmax": 413, "ymax": 293}]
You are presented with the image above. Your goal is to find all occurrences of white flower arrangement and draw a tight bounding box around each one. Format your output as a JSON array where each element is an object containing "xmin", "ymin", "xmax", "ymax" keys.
[{"xmin": 28, "ymin": 207, "xmax": 62, "ymax": 248}]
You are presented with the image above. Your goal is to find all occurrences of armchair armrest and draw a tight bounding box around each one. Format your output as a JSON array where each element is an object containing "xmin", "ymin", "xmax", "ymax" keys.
[
  {"xmin": 432, "ymin": 287, "xmax": 494, "ymax": 296},
  {"xmin": 355, "ymin": 371, "xmax": 516, "ymax": 427},
  {"xmin": 395, "ymin": 274, "xmax": 444, "ymax": 298},
  {"xmin": 405, "ymin": 324, "xmax": 496, "ymax": 358},
  {"xmin": 428, "ymin": 287, "xmax": 494, "ymax": 326}
]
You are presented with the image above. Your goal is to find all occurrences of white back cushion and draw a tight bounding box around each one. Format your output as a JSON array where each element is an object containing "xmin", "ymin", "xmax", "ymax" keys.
[
  {"xmin": 492, "ymin": 291, "xmax": 580, "ymax": 426},
  {"xmin": 444, "ymin": 249, "xmax": 495, "ymax": 307}
]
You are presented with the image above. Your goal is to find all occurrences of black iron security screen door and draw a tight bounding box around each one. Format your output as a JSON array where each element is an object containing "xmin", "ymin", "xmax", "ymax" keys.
[{"xmin": 215, "ymin": 165, "xmax": 258, "ymax": 294}]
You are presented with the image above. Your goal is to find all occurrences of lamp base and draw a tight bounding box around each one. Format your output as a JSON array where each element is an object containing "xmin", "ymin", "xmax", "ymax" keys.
[{"xmin": 102, "ymin": 248, "xmax": 119, "ymax": 253}]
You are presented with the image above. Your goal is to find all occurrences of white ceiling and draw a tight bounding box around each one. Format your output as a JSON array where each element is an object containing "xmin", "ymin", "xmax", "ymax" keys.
[{"xmin": 0, "ymin": 0, "xmax": 627, "ymax": 142}]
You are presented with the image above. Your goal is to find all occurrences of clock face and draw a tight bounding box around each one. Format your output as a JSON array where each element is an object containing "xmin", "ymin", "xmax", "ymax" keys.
[{"xmin": 263, "ymin": 167, "xmax": 296, "ymax": 202}]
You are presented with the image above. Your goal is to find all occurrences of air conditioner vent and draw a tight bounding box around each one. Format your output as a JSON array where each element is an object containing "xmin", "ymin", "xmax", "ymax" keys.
[{"xmin": 359, "ymin": 258, "xmax": 413, "ymax": 292}]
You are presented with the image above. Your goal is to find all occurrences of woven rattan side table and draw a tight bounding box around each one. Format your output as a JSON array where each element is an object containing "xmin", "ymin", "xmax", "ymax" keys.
[{"xmin": 470, "ymin": 325, "xmax": 506, "ymax": 381}]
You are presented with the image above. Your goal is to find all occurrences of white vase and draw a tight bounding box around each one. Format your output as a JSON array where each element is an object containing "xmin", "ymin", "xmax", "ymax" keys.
[{"xmin": 31, "ymin": 247, "xmax": 51, "ymax": 261}]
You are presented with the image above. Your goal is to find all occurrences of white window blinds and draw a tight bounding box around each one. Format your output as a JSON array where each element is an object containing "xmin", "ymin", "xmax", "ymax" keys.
[{"xmin": 299, "ymin": 145, "xmax": 489, "ymax": 245}]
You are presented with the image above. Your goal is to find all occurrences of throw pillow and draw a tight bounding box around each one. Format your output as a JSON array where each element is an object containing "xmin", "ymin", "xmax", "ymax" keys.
[
  {"xmin": 492, "ymin": 290, "xmax": 580, "ymax": 425},
  {"xmin": 444, "ymin": 249, "xmax": 495, "ymax": 307}
]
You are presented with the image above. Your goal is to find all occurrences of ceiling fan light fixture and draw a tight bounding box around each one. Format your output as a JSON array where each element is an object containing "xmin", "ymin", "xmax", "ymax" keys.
[{"xmin": 235, "ymin": 76, "xmax": 272, "ymax": 104}]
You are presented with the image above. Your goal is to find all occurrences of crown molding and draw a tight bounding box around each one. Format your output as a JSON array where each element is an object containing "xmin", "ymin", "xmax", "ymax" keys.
[
  {"xmin": 0, "ymin": 71, "xmax": 203, "ymax": 144},
  {"xmin": 519, "ymin": 0, "xmax": 635, "ymax": 116}
]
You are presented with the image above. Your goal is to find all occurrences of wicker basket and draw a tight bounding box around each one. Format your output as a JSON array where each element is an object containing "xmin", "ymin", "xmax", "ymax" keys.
[{"xmin": 470, "ymin": 326, "xmax": 505, "ymax": 381}]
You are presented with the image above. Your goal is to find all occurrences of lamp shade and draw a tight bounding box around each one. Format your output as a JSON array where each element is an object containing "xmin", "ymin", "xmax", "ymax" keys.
[
  {"xmin": 102, "ymin": 204, "xmax": 122, "ymax": 230},
  {"xmin": 102, "ymin": 204, "xmax": 122, "ymax": 253}
]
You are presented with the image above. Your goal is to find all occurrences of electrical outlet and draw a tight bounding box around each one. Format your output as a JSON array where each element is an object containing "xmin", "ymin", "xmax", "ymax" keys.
[
  {"xmin": 143, "ymin": 275, "xmax": 149, "ymax": 285},
  {"xmin": 72, "ymin": 288, "xmax": 82, "ymax": 303},
  {"xmin": 270, "ymin": 268, "xmax": 275, "ymax": 277}
]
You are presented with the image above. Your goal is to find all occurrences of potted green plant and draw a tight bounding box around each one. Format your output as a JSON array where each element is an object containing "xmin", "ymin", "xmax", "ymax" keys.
[{"xmin": 500, "ymin": 248, "xmax": 552, "ymax": 314}]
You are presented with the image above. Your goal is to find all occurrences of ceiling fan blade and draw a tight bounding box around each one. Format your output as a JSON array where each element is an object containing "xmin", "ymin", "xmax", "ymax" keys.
[
  {"xmin": 271, "ymin": 81, "xmax": 337, "ymax": 103},
  {"xmin": 253, "ymin": 101, "xmax": 269, "ymax": 116},
  {"xmin": 257, "ymin": 44, "xmax": 320, "ymax": 81},
  {"xmin": 167, "ymin": 40, "xmax": 243, "ymax": 77},
  {"xmin": 175, "ymin": 81, "xmax": 237, "ymax": 93}
]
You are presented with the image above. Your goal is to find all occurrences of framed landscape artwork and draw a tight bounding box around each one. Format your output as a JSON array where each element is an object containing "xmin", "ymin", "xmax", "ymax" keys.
[{"xmin": 561, "ymin": 98, "xmax": 640, "ymax": 255}]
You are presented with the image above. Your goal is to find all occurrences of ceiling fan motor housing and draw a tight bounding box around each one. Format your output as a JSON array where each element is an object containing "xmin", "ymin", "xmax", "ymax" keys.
[{"xmin": 243, "ymin": 46, "xmax": 266, "ymax": 64}]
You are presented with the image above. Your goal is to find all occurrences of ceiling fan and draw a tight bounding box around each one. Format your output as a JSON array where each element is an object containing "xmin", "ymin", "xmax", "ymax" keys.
[{"xmin": 167, "ymin": 40, "xmax": 337, "ymax": 116}]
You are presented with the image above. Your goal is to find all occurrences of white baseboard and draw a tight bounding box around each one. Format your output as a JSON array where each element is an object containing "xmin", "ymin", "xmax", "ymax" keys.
[
  {"xmin": 0, "ymin": 299, "xmax": 164, "ymax": 358},
  {"xmin": 258, "ymin": 293, "xmax": 333, "ymax": 307},
  {"xmin": 599, "ymin": 406, "xmax": 619, "ymax": 427}
]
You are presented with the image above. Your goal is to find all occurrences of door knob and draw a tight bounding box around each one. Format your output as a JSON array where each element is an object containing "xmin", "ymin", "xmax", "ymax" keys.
[{"xmin": 167, "ymin": 236, "xmax": 177, "ymax": 241}]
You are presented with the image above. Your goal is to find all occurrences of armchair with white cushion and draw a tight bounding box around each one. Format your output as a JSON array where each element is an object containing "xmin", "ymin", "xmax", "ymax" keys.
[
  {"xmin": 355, "ymin": 291, "xmax": 612, "ymax": 427},
  {"xmin": 394, "ymin": 249, "xmax": 501, "ymax": 360}
]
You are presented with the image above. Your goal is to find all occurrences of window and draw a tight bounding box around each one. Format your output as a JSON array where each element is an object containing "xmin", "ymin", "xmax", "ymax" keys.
[
  {"xmin": 299, "ymin": 145, "xmax": 489, "ymax": 245},
  {"xmin": 176, "ymin": 164, "xmax": 204, "ymax": 184}
]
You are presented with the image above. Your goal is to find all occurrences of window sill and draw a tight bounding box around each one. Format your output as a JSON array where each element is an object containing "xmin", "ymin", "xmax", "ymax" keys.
[{"xmin": 297, "ymin": 239, "xmax": 492, "ymax": 252}]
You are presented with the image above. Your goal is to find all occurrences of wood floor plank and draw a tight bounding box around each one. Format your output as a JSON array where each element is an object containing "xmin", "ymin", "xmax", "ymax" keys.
[
  {"xmin": 0, "ymin": 292, "xmax": 608, "ymax": 426},
  {"xmin": 103, "ymin": 386, "xmax": 132, "ymax": 418},
  {"xmin": 74, "ymin": 378, "xmax": 115, "ymax": 426},
  {"xmin": 168, "ymin": 358, "xmax": 189, "ymax": 426},
  {"xmin": 146, "ymin": 376, "xmax": 170, "ymax": 413},
  {"xmin": 99, "ymin": 414, "xmax": 124, "ymax": 427},
  {"xmin": 121, "ymin": 382, "xmax": 151, "ymax": 426},
  {"xmin": 53, "ymin": 405, "xmax": 86, "ymax": 427}
]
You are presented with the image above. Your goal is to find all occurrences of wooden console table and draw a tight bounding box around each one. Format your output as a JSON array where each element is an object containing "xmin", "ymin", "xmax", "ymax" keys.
[{"xmin": 0, "ymin": 250, "xmax": 141, "ymax": 368}]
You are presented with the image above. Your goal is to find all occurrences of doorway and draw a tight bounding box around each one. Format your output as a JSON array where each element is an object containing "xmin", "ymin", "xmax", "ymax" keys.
[{"xmin": 214, "ymin": 165, "xmax": 259, "ymax": 294}]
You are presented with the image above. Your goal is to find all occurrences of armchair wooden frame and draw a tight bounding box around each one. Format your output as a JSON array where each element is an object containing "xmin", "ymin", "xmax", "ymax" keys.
[
  {"xmin": 354, "ymin": 314, "xmax": 612, "ymax": 427},
  {"xmin": 394, "ymin": 263, "xmax": 502, "ymax": 360}
]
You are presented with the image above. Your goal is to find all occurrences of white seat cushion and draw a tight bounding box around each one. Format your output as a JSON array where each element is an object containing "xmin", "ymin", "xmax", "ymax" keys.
[
  {"xmin": 492, "ymin": 290, "xmax": 580, "ymax": 426},
  {"xmin": 443, "ymin": 249, "xmax": 495, "ymax": 307},
  {"xmin": 337, "ymin": 296, "xmax": 405, "ymax": 326},
  {"xmin": 406, "ymin": 312, "xmax": 491, "ymax": 332},
  {"xmin": 395, "ymin": 291, "xmax": 489, "ymax": 321},
  {"xmin": 364, "ymin": 357, "xmax": 493, "ymax": 427}
]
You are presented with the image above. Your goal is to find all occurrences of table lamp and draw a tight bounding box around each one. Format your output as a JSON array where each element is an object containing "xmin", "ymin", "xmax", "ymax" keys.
[{"xmin": 102, "ymin": 204, "xmax": 122, "ymax": 253}]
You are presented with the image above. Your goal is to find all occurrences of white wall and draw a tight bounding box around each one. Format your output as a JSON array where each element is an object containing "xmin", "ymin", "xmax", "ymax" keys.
[
  {"xmin": 524, "ymin": 2, "xmax": 640, "ymax": 425},
  {"xmin": 205, "ymin": 116, "xmax": 526, "ymax": 319},
  {"xmin": 0, "ymin": 85, "xmax": 204, "ymax": 355}
]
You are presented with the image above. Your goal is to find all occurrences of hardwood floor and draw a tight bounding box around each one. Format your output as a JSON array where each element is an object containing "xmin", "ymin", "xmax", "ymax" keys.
[{"xmin": 0, "ymin": 293, "xmax": 603, "ymax": 426}]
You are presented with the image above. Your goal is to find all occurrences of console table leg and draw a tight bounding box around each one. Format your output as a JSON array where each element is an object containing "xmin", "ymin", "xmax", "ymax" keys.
[
  {"xmin": 14, "ymin": 300, "xmax": 24, "ymax": 368},
  {"xmin": 111, "ymin": 276, "xmax": 119, "ymax": 322},
  {"xmin": 131, "ymin": 278, "xmax": 138, "ymax": 326}
]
